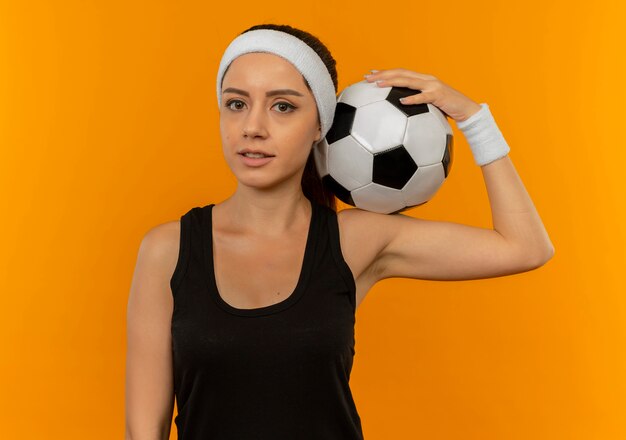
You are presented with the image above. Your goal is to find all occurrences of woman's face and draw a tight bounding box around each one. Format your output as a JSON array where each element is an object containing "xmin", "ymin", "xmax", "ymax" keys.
[{"xmin": 219, "ymin": 52, "xmax": 321, "ymax": 189}]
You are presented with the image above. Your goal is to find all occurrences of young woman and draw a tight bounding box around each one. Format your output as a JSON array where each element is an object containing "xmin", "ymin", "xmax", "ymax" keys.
[{"xmin": 125, "ymin": 24, "xmax": 554, "ymax": 440}]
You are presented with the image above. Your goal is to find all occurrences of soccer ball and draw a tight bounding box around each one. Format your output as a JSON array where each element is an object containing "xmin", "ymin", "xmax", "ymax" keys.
[{"xmin": 313, "ymin": 80, "xmax": 454, "ymax": 215}]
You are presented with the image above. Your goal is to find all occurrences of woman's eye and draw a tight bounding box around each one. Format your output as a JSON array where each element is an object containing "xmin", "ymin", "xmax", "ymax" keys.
[
  {"xmin": 274, "ymin": 102, "xmax": 296, "ymax": 113},
  {"xmin": 226, "ymin": 99, "xmax": 243, "ymax": 110},
  {"xmin": 225, "ymin": 100, "xmax": 296, "ymax": 113}
]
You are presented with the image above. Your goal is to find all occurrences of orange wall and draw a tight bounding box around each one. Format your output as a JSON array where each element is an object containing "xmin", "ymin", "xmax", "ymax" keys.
[{"xmin": 1, "ymin": 1, "xmax": 624, "ymax": 438}]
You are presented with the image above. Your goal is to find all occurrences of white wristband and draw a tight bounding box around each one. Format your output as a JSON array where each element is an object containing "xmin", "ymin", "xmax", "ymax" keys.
[{"xmin": 456, "ymin": 103, "xmax": 510, "ymax": 166}]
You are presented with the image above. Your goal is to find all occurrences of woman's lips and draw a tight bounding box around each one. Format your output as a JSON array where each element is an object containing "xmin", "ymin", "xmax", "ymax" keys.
[{"xmin": 238, "ymin": 153, "xmax": 275, "ymax": 167}]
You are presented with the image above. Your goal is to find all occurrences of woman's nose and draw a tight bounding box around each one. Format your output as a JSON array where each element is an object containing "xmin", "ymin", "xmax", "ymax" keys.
[{"xmin": 242, "ymin": 105, "xmax": 268, "ymax": 138}]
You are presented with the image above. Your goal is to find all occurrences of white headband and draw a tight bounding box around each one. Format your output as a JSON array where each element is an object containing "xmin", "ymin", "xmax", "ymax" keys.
[{"xmin": 216, "ymin": 29, "xmax": 337, "ymax": 142}]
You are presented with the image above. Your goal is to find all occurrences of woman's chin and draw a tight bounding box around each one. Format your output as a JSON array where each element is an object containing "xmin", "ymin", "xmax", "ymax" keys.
[
  {"xmin": 233, "ymin": 169, "xmax": 306, "ymax": 192},
  {"xmin": 233, "ymin": 173, "xmax": 280, "ymax": 190}
]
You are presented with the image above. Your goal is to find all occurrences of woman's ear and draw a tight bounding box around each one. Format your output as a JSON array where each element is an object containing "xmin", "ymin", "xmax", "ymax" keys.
[{"xmin": 314, "ymin": 125, "xmax": 321, "ymax": 143}]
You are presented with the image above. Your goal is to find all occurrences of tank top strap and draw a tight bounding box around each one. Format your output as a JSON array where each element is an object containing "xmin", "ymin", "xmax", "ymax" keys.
[
  {"xmin": 319, "ymin": 205, "xmax": 357, "ymax": 311},
  {"xmin": 169, "ymin": 206, "xmax": 205, "ymax": 298}
]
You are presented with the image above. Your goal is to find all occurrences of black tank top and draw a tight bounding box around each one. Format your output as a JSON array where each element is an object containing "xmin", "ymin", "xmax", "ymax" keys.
[{"xmin": 170, "ymin": 200, "xmax": 364, "ymax": 439}]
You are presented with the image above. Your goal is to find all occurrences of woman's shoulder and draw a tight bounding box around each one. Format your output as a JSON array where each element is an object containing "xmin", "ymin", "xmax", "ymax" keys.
[
  {"xmin": 336, "ymin": 207, "xmax": 389, "ymax": 251},
  {"xmin": 335, "ymin": 207, "xmax": 390, "ymax": 285},
  {"xmin": 139, "ymin": 220, "xmax": 182, "ymax": 274}
]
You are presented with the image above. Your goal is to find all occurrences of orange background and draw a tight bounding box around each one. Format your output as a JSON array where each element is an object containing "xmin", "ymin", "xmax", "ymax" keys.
[{"xmin": 1, "ymin": 1, "xmax": 625, "ymax": 439}]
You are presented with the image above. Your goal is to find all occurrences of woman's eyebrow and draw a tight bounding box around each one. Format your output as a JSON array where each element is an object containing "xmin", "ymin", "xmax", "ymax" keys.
[{"xmin": 223, "ymin": 87, "xmax": 304, "ymax": 97}]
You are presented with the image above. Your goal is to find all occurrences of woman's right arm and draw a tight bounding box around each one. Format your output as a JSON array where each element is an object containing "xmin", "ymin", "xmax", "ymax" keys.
[{"xmin": 125, "ymin": 222, "xmax": 180, "ymax": 440}]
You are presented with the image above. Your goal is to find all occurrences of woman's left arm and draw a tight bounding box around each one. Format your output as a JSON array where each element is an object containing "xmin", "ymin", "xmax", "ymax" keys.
[
  {"xmin": 359, "ymin": 69, "xmax": 554, "ymax": 280},
  {"xmin": 478, "ymin": 153, "xmax": 554, "ymax": 260}
]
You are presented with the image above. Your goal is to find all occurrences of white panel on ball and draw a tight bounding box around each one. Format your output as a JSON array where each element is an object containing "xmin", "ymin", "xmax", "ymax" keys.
[
  {"xmin": 328, "ymin": 136, "xmax": 373, "ymax": 190},
  {"xmin": 338, "ymin": 80, "xmax": 391, "ymax": 107},
  {"xmin": 313, "ymin": 138, "xmax": 329, "ymax": 176},
  {"xmin": 351, "ymin": 101, "xmax": 407, "ymax": 153},
  {"xmin": 401, "ymin": 163, "xmax": 446, "ymax": 206},
  {"xmin": 351, "ymin": 182, "xmax": 406, "ymax": 214},
  {"xmin": 427, "ymin": 103, "xmax": 453, "ymax": 136},
  {"xmin": 403, "ymin": 112, "xmax": 448, "ymax": 166}
]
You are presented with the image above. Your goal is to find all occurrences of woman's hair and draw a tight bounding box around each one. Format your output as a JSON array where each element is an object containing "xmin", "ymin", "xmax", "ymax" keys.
[{"xmin": 228, "ymin": 23, "xmax": 338, "ymax": 211}]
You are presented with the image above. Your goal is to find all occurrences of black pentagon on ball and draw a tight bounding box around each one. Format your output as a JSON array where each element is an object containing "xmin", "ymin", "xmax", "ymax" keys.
[
  {"xmin": 322, "ymin": 174, "xmax": 355, "ymax": 207},
  {"xmin": 325, "ymin": 102, "xmax": 356, "ymax": 144},
  {"xmin": 442, "ymin": 134, "xmax": 453, "ymax": 178},
  {"xmin": 386, "ymin": 87, "xmax": 429, "ymax": 117},
  {"xmin": 372, "ymin": 145, "xmax": 418, "ymax": 190}
]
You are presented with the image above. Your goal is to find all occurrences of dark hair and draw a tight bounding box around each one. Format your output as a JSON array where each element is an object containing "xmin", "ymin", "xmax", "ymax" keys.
[{"xmin": 224, "ymin": 23, "xmax": 338, "ymax": 211}]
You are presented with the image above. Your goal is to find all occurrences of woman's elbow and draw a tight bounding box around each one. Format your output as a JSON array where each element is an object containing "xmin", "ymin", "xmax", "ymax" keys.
[{"xmin": 532, "ymin": 245, "xmax": 555, "ymax": 268}]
